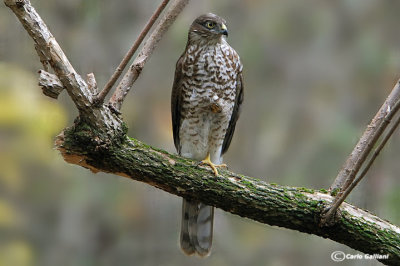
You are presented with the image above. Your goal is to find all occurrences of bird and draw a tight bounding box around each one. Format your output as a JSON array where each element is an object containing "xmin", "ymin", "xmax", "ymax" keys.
[{"xmin": 171, "ymin": 13, "xmax": 244, "ymax": 257}]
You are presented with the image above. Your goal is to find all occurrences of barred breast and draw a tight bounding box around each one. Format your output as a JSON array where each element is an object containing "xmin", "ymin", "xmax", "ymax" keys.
[{"xmin": 178, "ymin": 39, "xmax": 241, "ymax": 161}]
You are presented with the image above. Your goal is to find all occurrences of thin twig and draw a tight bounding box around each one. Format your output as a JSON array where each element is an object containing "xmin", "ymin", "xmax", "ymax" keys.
[
  {"xmin": 321, "ymin": 79, "xmax": 400, "ymax": 226},
  {"xmin": 329, "ymin": 79, "xmax": 400, "ymax": 193},
  {"xmin": 322, "ymin": 101, "xmax": 400, "ymax": 225},
  {"xmin": 351, "ymin": 112, "xmax": 400, "ymax": 193},
  {"xmin": 109, "ymin": 0, "xmax": 189, "ymax": 111},
  {"xmin": 95, "ymin": 0, "xmax": 170, "ymax": 105}
]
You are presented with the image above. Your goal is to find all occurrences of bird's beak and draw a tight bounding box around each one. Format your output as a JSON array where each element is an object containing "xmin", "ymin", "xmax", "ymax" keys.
[{"xmin": 220, "ymin": 23, "xmax": 228, "ymax": 36}]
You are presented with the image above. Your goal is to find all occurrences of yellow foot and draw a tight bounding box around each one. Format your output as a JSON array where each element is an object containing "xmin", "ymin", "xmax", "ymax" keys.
[{"xmin": 199, "ymin": 154, "xmax": 227, "ymax": 176}]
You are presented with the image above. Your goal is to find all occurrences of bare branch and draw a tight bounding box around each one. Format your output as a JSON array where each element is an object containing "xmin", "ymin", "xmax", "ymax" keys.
[
  {"xmin": 330, "ymin": 79, "xmax": 400, "ymax": 192},
  {"xmin": 5, "ymin": 0, "xmax": 124, "ymax": 132},
  {"xmin": 322, "ymin": 79, "xmax": 400, "ymax": 225},
  {"xmin": 351, "ymin": 112, "xmax": 400, "ymax": 193},
  {"xmin": 109, "ymin": 0, "xmax": 189, "ymax": 110},
  {"xmin": 95, "ymin": 0, "xmax": 170, "ymax": 105},
  {"xmin": 5, "ymin": 0, "xmax": 93, "ymax": 114}
]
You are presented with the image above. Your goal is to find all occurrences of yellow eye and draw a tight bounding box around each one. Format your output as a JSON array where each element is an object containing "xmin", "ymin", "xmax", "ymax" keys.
[{"xmin": 205, "ymin": 21, "xmax": 216, "ymax": 29}]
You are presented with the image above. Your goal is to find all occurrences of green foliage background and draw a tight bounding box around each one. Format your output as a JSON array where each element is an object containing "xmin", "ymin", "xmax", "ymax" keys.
[{"xmin": 1, "ymin": 0, "xmax": 400, "ymax": 265}]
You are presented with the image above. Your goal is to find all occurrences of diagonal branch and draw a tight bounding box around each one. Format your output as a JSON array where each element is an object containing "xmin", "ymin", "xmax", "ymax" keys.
[
  {"xmin": 4, "ymin": 0, "xmax": 93, "ymax": 114},
  {"xmin": 330, "ymin": 79, "xmax": 400, "ymax": 192},
  {"xmin": 323, "ymin": 110, "xmax": 400, "ymax": 226},
  {"xmin": 322, "ymin": 79, "xmax": 400, "ymax": 225},
  {"xmin": 5, "ymin": 0, "xmax": 124, "ymax": 133},
  {"xmin": 95, "ymin": 0, "xmax": 170, "ymax": 105},
  {"xmin": 109, "ymin": 0, "xmax": 189, "ymax": 111}
]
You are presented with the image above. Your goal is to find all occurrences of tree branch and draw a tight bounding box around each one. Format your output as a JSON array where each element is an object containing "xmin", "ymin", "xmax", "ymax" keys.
[
  {"xmin": 323, "ymin": 110, "xmax": 400, "ymax": 226},
  {"xmin": 330, "ymin": 79, "xmax": 400, "ymax": 192},
  {"xmin": 4, "ymin": 0, "xmax": 93, "ymax": 114},
  {"xmin": 109, "ymin": 0, "xmax": 189, "ymax": 111},
  {"xmin": 54, "ymin": 127, "xmax": 400, "ymax": 265},
  {"xmin": 322, "ymin": 79, "xmax": 400, "ymax": 225},
  {"xmin": 95, "ymin": 0, "xmax": 170, "ymax": 105},
  {"xmin": 5, "ymin": 0, "xmax": 125, "ymax": 134}
]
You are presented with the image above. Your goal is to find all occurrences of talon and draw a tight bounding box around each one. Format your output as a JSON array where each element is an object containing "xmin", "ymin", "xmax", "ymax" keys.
[{"xmin": 199, "ymin": 154, "xmax": 226, "ymax": 176}]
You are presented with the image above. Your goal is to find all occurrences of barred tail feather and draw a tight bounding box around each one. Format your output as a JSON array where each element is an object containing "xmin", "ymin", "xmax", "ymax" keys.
[{"xmin": 180, "ymin": 199, "xmax": 214, "ymax": 257}]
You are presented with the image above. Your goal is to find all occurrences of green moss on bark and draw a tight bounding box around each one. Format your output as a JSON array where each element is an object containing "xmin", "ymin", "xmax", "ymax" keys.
[{"xmin": 57, "ymin": 124, "xmax": 400, "ymax": 265}]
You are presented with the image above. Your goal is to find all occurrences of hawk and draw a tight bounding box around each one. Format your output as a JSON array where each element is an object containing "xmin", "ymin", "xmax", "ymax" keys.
[{"xmin": 171, "ymin": 13, "xmax": 244, "ymax": 257}]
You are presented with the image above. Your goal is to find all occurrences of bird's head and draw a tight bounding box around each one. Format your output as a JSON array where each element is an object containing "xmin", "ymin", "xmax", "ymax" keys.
[{"xmin": 188, "ymin": 13, "xmax": 228, "ymax": 43}]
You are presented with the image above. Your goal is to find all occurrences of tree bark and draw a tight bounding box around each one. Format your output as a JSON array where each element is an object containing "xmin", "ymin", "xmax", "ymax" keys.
[{"xmin": 55, "ymin": 125, "xmax": 399, "ymax": 265}]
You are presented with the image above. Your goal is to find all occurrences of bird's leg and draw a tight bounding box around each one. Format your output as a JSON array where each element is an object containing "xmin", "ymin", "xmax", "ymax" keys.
[{"xmin": 199, "ymin": 154, "xmax": 227, "ymax": 176}]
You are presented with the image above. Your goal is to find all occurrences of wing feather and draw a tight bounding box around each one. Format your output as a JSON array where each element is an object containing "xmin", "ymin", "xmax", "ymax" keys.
[
  {"xmin": 171, "ymin": 55, "xmax": 185, "ymax": 153},
  {"xmin": 221, "ymin": 72, "xmax": 244, "ymax": 155}
]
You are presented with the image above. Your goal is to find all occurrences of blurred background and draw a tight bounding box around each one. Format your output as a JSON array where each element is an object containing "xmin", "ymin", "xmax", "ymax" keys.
[{"xmin": 1, "ymin": 0, "xmax": 400, "ymax": 265}]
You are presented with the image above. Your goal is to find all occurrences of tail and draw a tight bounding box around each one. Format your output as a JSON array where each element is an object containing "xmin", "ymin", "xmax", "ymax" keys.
[{"xmin": 180, "ymin": 199, "xmax": 214, "ymax": 257}]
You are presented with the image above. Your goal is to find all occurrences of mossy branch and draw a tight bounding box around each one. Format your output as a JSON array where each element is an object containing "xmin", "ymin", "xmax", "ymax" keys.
[{"xmin": 55, "ymin": 123, "xmax": 400, "ymax": 265}]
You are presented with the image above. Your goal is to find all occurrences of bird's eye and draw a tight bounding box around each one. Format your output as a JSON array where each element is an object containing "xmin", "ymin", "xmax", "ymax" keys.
[{"xmin": 205, "ymin": 21, "xmax": 216, "ymax": 29}]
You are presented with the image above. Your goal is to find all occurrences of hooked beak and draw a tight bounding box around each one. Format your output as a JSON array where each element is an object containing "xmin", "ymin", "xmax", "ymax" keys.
[{"xmin": 220, "ymin": 23, "xmax": 228, "ymax": 36}]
